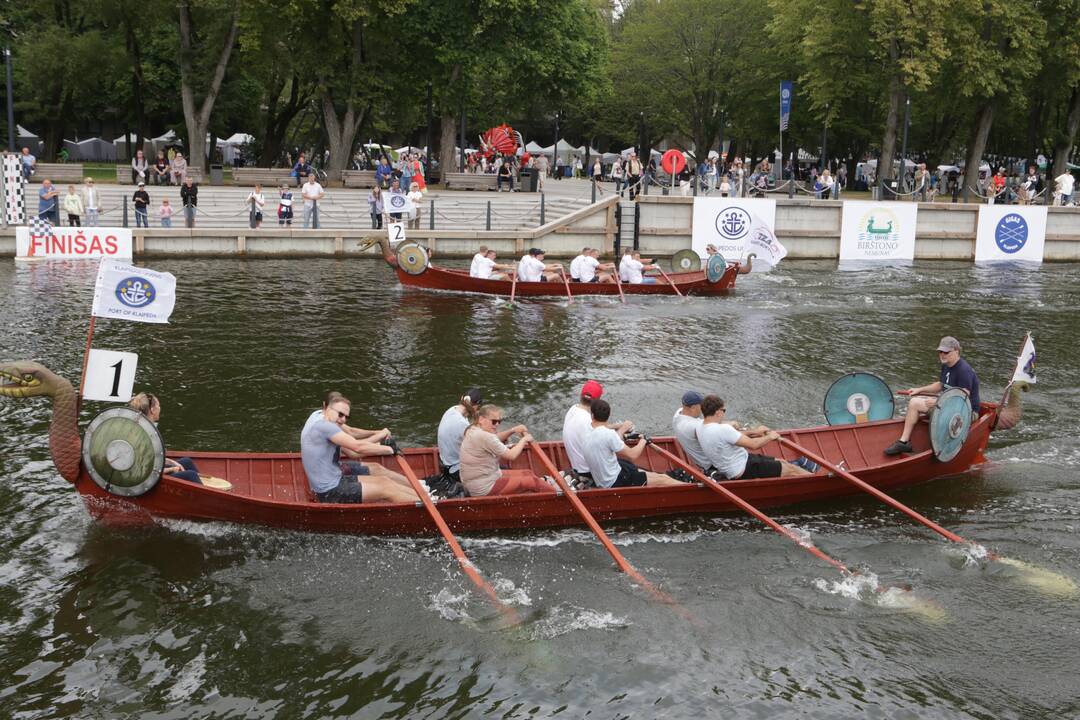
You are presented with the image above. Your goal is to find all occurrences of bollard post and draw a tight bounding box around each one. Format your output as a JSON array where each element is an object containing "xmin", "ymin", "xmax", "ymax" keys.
[
  {"xmin": 693, "ymin": 177, "xmax": 698, "ymax": 196},
  {"xmin": 591, "ymin": 179, "xmax": 596, "ymax": 203},
  {"xmin": 123, "ymin": 196, "xmax": 129, "ymax": 228},
  {"xmin": 486, "ymin": 200, "xmax": 491, "ymax": 231},
  {"xmin": 539, "ymin": 193, "xmax": 545, "ymax": 226},
  {"xmin": 429, "ymin": 198, "xmax": 434, "ymax": 230},
  {"xmin": 788, "ymin": 176, "xmax": 795, "ymax": 198}
]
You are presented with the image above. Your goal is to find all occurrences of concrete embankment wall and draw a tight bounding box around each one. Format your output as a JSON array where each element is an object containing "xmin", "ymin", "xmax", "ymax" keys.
[{"xmin": 3, "ymin": 196, "xmax": 1080, "ymax": 260}]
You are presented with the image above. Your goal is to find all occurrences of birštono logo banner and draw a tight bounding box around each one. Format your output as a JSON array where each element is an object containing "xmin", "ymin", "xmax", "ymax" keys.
[{"xmin": 839, "ymin": 201, "xmax": 917, "ymax": 262}]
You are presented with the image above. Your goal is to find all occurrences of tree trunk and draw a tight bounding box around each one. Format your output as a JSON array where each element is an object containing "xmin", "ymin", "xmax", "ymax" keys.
[
  {"xmin": 321, "ymin": 92, "xmax": 366, "ymax": 179},
  {"xmin": 1051, "ymin": 87, "xmax": 1080, "ymax": 180},
  {"xmin": 963, "ymin": 100, "xmax": 996, "ymax": 196},
  {"xmin": 878, "ymin": 71, "xmax": 903, "ymax": 182},
  {"xmin": 259, "ymin": 76, "xmax": 308, "ymax": 167},
  {"xmin": 178, "ymin": 0, "xmax": 241, "ymax": 173},
  {"xmin": 439, "ymin": 112, "xmax": 457, "ymax": 175},
  {"xmin": 125, "ymin": 18, "xmax": 147, "ymax": 157}
]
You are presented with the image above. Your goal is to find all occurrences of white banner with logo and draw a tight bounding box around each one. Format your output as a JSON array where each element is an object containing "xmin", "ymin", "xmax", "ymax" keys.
[
  {"xmin": 16, "ymin": 226, "xmax": 133, "ymax": 260},
  {"xmin": 839, "ymin": 201, "xmax": 917, "ymax": 262},
  {"xmin": 975, "ymin": 205, "xmax": 1047, "ymax": 263},
  {"xmin": 744, "ymin": 223, "xmax": 788, "ymax": 269},
  {"xmin": 91, "ymin": 259, "xmax": 177, "ymax": 323},
  {"xmin": 385, "ymin": 192, "xmax": 415, "ymax": 216},
  {"xmin": 692, "ymin": 198, "xmax": 776, "ymax": 267}
]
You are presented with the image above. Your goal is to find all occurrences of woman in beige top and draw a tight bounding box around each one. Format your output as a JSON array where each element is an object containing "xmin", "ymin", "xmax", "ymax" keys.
[{"xmin": 458, "ymin": 404, "xmax": 555, "ymax": 496}]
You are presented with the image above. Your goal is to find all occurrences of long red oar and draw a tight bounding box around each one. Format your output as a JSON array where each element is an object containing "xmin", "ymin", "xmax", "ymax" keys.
[
  {"xmin": 647, "ymin": 442, "xmax": 852, "ymax": 576},
  {"xmin": 654, "ymin": 266, "xmax": 684, "ymax": 297},
  {"xmin": 529, "ymin": 441, "xmax": 678, "ymax": 606},
  {"xmin": 392, "ymin": 449, "xmax": 522, "ymax": 624},
  {"xmin": 611, "ymin": 265, "xmax": 626, "ymax": 303},
  {"xmin": 556, "ymin": 266, "xmax": 573, "ymax": 303},
  {"xmin": 509, "ymin": 263, "xmax": 519, "ymax": 304},
  {"xmin": 777, "ymin": 435, "xmax": 1077, "ymax": 595}
]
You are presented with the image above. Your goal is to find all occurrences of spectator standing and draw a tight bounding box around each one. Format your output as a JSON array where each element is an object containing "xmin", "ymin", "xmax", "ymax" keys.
[
  {"xmin": 837, "ymin": 164, "xmax": 848, "ymax": 193},
  {"xmin": 1021, "ymin": 165, "xmax": 1043, "ymax": 204},
  {"xmin": 408, "ymin": 153, "xmax": 426, "ymax": 191},
  {"xmin": 180, "ymin": 177, "xmax": 198, "ymax": 228},
  {"xmin": 592, "ymin": 157, "xmax": 603, "ymax": 186},
  {"xmin": 170, "ymin": 152, "xmax": 188, "ymax": 185},
  {"xmin": 625, "ymin": 151, "xmax": 643, "ymax": 200},
  {"xmin": 368, "ymin": 186, "xmax": 384, "ymax": 229},
  {"xmin": 37, "ymin": 180, "xmax": 59, "ymax": 223},
  {"xmin": 401, "ymin": 153, "xmax": 414, "ymax": 194},
  {"xmin": 1054, "ymin": 169, "xmax": 1075, "ymax": 206},
  {"xmin": 706, "ymin": 158, "xmax": 718, "ymax": 192},
  {"xmin": 153, "ymin": 151, "xmax": 170, "ymax": 185},
  {"xmin": 62, "ymin": 185, "xmax": 83, "ymax": 226},
  {"xmin": 82, "ymin": 178, "xmax": 100, "ymax": 226},
  {"xmin": 535, "ymin": 153, "xmax": 550, "ymax": 192},
  {"xmin": 302, "ymin": 175, "xmax": 324, "ymax": 229},
  {"xmin": 407, "ymin": 182, "xmax": 423, "ymax": 229},
  {"xmin": 246, "ymin": 184, "xmax": 265, "ymax": 228},
  {"xmin": 611, "ymin": 157, "xmax": 623, "ymax": 196},
  {"xmin": 159, "ymin": 198, "xmax": 174, "ymax": 227},
  {"xmin": 132, "ymin": 182, "xmax": 150, "ymax": 227},
  {"xmin": 573, "ymin": 155, "xmax": 583, "ymax": 178},
  {"xmin": 20, "ymin": 147, "xmax": 36, "ymax": 180},
  {"xmin": 131, "ymin": 149, "xmax": 149, "ymax": 185},
  {"xmin": 278, "ymin": 184, "xmax": 294, "ymax": 226}
]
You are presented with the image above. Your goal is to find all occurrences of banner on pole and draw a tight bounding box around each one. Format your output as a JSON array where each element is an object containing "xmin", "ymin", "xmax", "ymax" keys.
[
  {"xmin": 974, "ymin": 205, "xmax": 1047, "ymax": 263},
  {"xmin": 16, "ymin": 226, "xmax": 133, "ymax": 260},
  {"xmin": 692, "ymin": 197, "xmax": 777, "ymax": 268},
  {"xmin": 780, "ymin": 81, "xmax": 793, "ymax": 132},
  {"xmin": 839, "ymin": 201, "xmax": 918, "ymax": 262},
  {"xmin": 385, "ymin": 192, "xmax": 415, "ymax": 216},
  {"xmin": 1012, "ymin": 333, "xmax": 1036, "ymax": 384},
  {"xmin": 744, "ymin": 222, "xmax": 788, "ymax": 269},
  {"xmin": 91, "ymin": 259, "xmax": 177, "ymax": 323}
]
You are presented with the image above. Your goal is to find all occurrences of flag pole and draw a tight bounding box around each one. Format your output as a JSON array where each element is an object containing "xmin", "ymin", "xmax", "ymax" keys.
[
  {"xmin": 779, "ymin": 81, "xmax": 784, "ymax": 185},
  {"xmin": 75, "ymin": 315, "xmax": 97, "ymax": 414}
]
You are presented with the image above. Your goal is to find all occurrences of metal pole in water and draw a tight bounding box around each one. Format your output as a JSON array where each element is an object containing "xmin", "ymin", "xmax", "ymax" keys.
[
  {"xmin": 429, "ymin": 198, "xmax": 434, "ymax": 230},
  {"xmin": 539, "ymin": 193, "xmax": 545, "ymax": 226},
  {"xmin": 486, "ymin": 200, "xmax": 491, "ymax": 231}
]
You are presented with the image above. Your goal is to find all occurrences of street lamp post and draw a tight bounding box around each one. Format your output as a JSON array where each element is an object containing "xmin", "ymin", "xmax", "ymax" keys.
[
  {"xmin": 553, "ymin": 111, "xmax": 560, "ymax": 175},
  {"xmin": 899, "ymin": 95, "xmax": 911, "ymax": 194},
  {"xmin": 5, "ymin": 47, "xmax": 14, "ymax": 152},
  {"xmin": 820, "ymin": 102, "xmax": 829, "ymax": 177},
  {"xmin": 425, "ymin": 81, "xmax": 433, "ymax": 183}
]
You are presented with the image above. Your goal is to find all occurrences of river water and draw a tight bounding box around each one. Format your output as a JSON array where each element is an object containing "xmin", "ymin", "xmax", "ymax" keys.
[{"xmin": 1, "ymin": 258, "xmax": 1078, "ymax": 719}]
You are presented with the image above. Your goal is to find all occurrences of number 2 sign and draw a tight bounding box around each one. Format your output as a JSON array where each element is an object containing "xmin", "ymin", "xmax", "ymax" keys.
[
  {"xmin": 83, "ymin": 349, "xmax": 139, "ymax": 402},
  {"xmin": 387, "ymin": 222, "xmax": 406, "ymax": 245}
]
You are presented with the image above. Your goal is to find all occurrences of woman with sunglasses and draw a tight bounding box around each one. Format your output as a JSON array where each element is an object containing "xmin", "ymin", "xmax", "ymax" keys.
[
  {"xmin": 458, "ymin": 404, "xmax": 555, "ymax": 497},
  {"xmin": 300, "ymin": 391, "xmax": 419, "ymax": 504}
]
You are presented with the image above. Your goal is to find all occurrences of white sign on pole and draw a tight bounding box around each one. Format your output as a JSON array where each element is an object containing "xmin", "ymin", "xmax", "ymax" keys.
[
  {"xmin": 386, "ymin": 192, "xmax": 415, "ymax": 217},
  {"xmin": 692, "ymin": 197, "xmax": 776, "ymax": 266},
  {"xmin": 975, "ymin": 205, "xmax": 1047, "ymax": 263},
  {"xmin": 838, "ymin": 201, "xmax": 918, "ymax": 262},
  {"xmin": 82, "ymin": 349, "xmax": 138, "ymax": 402},
  {"xmin": 16, "ymin": 226, "xmax": 133, "ymax": 260},
  {"xmin": 387, "ymin": 222, "xmax": 406, "ymax": 246}
]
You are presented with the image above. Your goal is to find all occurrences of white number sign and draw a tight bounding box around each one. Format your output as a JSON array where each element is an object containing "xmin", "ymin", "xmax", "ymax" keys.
[
  {"xmin": 83, "ymin": 349, "xmax": 139, "ymax": 402},
  {"xmin": 387, "ymin": 222, "xmax": 406, "ymax": 245}
]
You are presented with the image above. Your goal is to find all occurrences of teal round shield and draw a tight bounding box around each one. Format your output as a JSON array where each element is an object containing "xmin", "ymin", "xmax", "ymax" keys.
[
  {"xmin": 823, "ymin": 372, "xmax": 895, "ymax": 426},
  {"xmin": 929, "ymin": 388, "xmax": 972, "ymax": 462},
  {"xmin": 706, "ymin": 253, "xmax": 727, "ymax": 283}
]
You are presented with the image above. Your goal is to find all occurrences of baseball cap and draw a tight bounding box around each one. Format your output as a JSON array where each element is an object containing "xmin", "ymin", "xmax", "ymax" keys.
[
  {"xmin": 682, "ymin": 391, "xmax": 704, "ymax": 406},
  {"xmin": 138, "ymin": 181, "xmax": 145, "ymax": 186},
  {"xmin": 581, "ymin": 380, "xmax": 604, "ymax": 400},
  {"xmin": 529, "ymin": 248, "xmax": 545, "ymax": 256},
  {"xmin": 463, "ymin": 388, "xmax": 483, "ymax": 405},
  {"xmin": 936, "ymin": 336, "xmax": 961, "ymax": 353}
]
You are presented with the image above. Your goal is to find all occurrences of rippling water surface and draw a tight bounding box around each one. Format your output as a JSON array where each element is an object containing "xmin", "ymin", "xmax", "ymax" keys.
[{"xmin": 1, "ymin": 258, "xmax": 1079, "ymax": 719}]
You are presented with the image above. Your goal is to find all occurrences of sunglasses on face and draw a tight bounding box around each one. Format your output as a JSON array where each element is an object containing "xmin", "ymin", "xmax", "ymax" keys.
[
  {"xmin": 332, "ymin": 408, "xmax": 350, "ymax": 422},
  {"xmin": 488, "ymin": 417, "xmax": 503, "ymax": 425}
]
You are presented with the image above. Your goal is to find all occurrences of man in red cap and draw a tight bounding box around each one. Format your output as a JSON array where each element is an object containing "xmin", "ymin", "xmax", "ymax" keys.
[
  {"xmin": 884, "ymin": 336, "xmax": 980, "ymax": 455},
  {"xmin": 562, "ymin": 380, "xmax": 631, "ymax": 482}
]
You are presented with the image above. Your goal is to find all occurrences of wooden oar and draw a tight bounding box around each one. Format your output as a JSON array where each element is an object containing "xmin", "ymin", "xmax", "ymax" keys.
[
  {"xmin": 556, "ymin": 266, "xmax": 573, "ymax": 303},
  {"xmin": 654, "ymin": 266, "xmax": 684, "ymax": 297},
  {"xmin": 528, "ymin": 441, "xmax": 678, "ymax": 606},
  {"xmin": 777, "ymin": 435, "xmax": 1077, "ymax": 596},
  {"xmin": 509, "ymin": 263, "xmax": 520, "ymax": 304},
  {"xmin": 391, "ymin": 448, "xmax": 523, "ymax": 623},
  {"xmin": 611, "ymin": 265, "xmax": 626, "ymax": 303}
]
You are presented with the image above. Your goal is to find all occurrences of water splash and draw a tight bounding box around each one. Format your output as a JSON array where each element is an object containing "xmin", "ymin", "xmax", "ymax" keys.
[{"xmin": 528, "ymin": 603, "xmax": 630, "ymax": 640}]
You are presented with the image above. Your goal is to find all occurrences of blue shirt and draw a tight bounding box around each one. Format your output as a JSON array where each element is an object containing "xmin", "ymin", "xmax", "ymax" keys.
[
  {"xmin": 941, "ymin": 357, "xmax": 979, "ymax": 410},
  {"xmin": 300, "ymin": 410, "xmax": 342, "ymax": 494},
  {"xmin": 38, "ymin": 186, "xmax": 54, "ymax": 213}
]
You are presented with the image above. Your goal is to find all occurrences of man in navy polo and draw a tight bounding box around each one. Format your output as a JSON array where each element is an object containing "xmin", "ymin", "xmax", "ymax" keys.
[{"xmin": 885, "ymin": 336, "xmax": 980, "ymax": 455}]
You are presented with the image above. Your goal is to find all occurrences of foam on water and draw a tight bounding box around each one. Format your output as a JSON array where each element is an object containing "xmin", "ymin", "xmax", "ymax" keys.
[{"xmin": 527, "ymin": 603, "xmax": 630, "ymax": 640}]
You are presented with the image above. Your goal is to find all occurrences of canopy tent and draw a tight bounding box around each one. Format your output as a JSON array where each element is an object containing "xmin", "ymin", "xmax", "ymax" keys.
[
  {"xmin": 361, "ymin": 142, "xmax": 397, "ymax": 161},
  {"xmin": 524, "ymin": 141, "xmax": 547, "ymax": 155},
  {"xmin": 63, "ymin": 137, "xmax": 115, "ymax": 162},
  {"xmin": 220, "ymin": 132, "xmax": 254, "ymax": 164},
  {"xmin": 601, "ymin": 152, "xmax": 621, "ymax": 163},
  {"xmin": 113, "ymin": 133, "xmax": 154, "ymax": 161},
  {"xmin": 620, "ymin": 146, "xmax": 662, "ymax": 161},
  {"xmin": 576, "ymin": 145, "xmax": 602, "ymax": 158},
  {"xmin": 16, "ymin": 125, "xmax": 43, "ymax": 155},
  {"xmin": 395, "ymin": 145, "xmax": 426, "ymax": 156}
]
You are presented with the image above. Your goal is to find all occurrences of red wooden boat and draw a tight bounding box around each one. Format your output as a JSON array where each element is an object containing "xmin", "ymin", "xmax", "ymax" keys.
[{"xmin": 380, "ymin": 239, "xmax": 742, "ymax": 297}]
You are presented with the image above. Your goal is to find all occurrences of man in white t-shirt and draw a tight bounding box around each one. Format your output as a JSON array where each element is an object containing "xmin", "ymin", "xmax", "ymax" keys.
[
  {"xmin": 469, "ymin": 245, "xmax": 490, "ymax": 276},
  {"xmin": 619, "ymin": 249, "xmax": 658, "ymax": 284},
  {"xmin": 474, "ymin": 249, "xmax": 514, "ymax": 280},
  {"xmin": 695, "ymin": 395, "xmax": 813, "ymax": 480},
  {"xmin": 563, "ymin": 380, "xmax": 614, "ymax": 478},
  {"xmin": 302, "ymin": 176, "xmax": 324, "ymax": 229},
  {"xmin": 569, "ymin": 246, "xmax": 590, "ymax": 281},
  {"xmin": 581, "ymin": 398, "xmax": 685, "ymax": 489},
  {"xmin": 517, "ymin": 247, "xmax": 562, "ymax": 282},
  {"xmin": 1055, "ymin": 171, "xmax": 1075, "ymax": 206},
  {"xmin": 672, "ymin": 391, "xmax": 712, "ymax": 471},
  {"xmin": 580, "ymin": 248, "xmax": 618, "ymax": 284}
]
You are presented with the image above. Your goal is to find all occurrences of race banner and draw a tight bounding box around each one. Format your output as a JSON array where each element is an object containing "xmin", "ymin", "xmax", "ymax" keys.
[
  {"xmin": 692, "ymin": 197, "xmax": 776, "ymax": 266},
  {"xmin": 780, "ymin": 81, "xmax": 793, "ymax": 132},
  {"xmin": 975, "ymin": 205, "xmax": 1047, "ymax": 263},
  {"xmin": 744, "ymin": 222, "xmax": 788, "ymax": 269},
  {"xmin": 385, "ymin": 192, "xmax": 415, "ymax": 217},
  {"xmin": 16, "ymin": 225, "xmax": 133, "ymax": 260},
  {"xmin": 838, "ymin": 201, "xmax": 917, "ymax": 262},
  {"xmin": 91, "ymin": 259, "xmax": 177, "ymax": 323}
]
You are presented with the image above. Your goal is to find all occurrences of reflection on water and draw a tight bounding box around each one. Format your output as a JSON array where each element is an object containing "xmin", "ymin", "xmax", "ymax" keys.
[{"xmin": 2, "ymin": 259, "xmax": 1080, "ymax": 718}]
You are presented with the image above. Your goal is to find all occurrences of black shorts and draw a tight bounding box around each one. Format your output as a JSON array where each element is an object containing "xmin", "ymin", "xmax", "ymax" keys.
[
  {"xmin": 317, "ymin": 475, "xmax": 364, "ymax": 504},
  {"xmin": 611, "ymin": 459, "xmax": 648, "ymax": 488},
  {"xmin": 738, "ymin": 454, "xmax": 783, "ymax": 480}
]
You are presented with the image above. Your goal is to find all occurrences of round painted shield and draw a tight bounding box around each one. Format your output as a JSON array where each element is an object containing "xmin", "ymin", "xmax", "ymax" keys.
[
  {"xmin": 929, "ymin": 388, "xmax": 972, "ymax": 462},
  {"xmin": 823, "ymin": 372, "xmax": 895, "ymax": 426},
  {"xmin": 671, "ymin": 249, "xmax": 701, "ymax": 273},
  {"xmin": 396, "ymin": 243, "xmax": 429, "ymax": 275},
  {"xmin": 82, "ymin": 407, "xmax": 166, "ymax": 497},
  {"xmin": 706, "ymin": 252, "xmax": 727, "ymax": 283}
]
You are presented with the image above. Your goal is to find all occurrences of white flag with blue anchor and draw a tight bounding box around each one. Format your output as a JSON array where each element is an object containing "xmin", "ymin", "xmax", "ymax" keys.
[
  {"xmin": 1011, "ymin": 334, "xmax": 1036, "ymax": 384},
  {"xmin": 91, "ymin": 259, "xmax": 177, "ymax": 324}
]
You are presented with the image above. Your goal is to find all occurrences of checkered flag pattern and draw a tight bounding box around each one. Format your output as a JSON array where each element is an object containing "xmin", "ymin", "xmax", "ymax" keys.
[
  {"xmin": 29, "ymin": 215, "xmax": 53, "ymax": 237},
  {"xmin": 3, "ymin": 153, "xmax": 26, "ymax": 225}
]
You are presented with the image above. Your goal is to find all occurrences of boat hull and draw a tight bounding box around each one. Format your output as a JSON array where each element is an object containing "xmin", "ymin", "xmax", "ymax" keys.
[{"xmin": 73, "ymin": 409, "xmax": 996, "ymax": 536}]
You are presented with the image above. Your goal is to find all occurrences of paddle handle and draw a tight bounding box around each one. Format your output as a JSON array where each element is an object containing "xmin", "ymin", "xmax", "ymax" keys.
[
  {"xmin": 612, "ymin": 265, "xmax": 626, "ymax": 303},
  {"xmin": 777, "ymin": 436, "xmax": 970, "ymax": 547},
  {"xmin": 509, "ymin": 262, "xmax": 519, "ymax": 303},
  {"xmin": 655, "ymin": 266, "xmax": 684, "ymax": 297},
  {"xmin": 648, "ymin": 442, "xmax": 853, "ymax": 576},
  {"xmin": 392, "ymin": 453, "xmax": 521, "ymax": 623},
  {"xmin": 557, "ymin": 266, "xmax": 573, "ymax": 302}
]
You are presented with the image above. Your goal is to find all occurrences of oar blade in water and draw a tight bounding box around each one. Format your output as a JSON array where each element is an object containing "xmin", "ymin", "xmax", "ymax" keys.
[{"xmin": 995, "ymin": 556, "xmax": 1078, "ymax": 597}]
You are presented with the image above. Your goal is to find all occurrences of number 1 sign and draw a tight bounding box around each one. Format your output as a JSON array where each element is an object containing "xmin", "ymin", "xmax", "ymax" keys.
[{"xmin": 83, "ymin": 349, "xmax": 139, "ymax": 402}]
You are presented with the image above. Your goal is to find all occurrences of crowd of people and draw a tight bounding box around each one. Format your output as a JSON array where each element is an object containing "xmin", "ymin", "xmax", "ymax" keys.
[{"xmin": 464, "ymin": 244, "xmax": 665, "ymax": 285}]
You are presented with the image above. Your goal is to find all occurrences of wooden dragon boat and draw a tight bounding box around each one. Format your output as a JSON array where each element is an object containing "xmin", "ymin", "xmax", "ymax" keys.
[
  {"xmin": 1, "ymin": 361, "xmax": 1023, "ymax": 537},
  {"xmin": 379, "ymin": 238, "xmax": 744, "ymax": 298}
]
